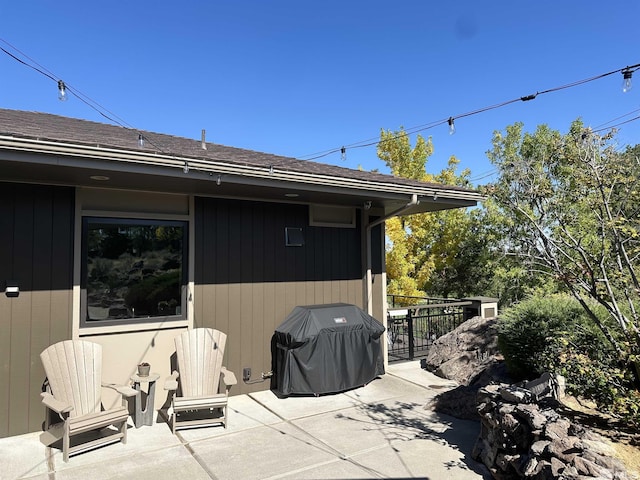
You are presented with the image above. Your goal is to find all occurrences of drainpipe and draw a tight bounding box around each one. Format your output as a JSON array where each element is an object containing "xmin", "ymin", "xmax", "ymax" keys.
[{"xmin": 365, "ymin": 194, "xmax": 420, "ymax": 316}]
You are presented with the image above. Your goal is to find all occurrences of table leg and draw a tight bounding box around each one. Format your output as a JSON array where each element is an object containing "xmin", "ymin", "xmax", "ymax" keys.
[
  {"xmin": 132, "ymin": 379, "xmax": 156, "ymax": 427},
  {"xmin": 133, "ymin": 381, "xmax": 143, "ymax": 428},
  {"xmin": 143, "ymin": 380, "xmax": 156, "ymax": 426}
]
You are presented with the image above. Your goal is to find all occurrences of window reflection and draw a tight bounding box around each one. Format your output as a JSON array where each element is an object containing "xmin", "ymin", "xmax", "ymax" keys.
[{"xmin": 82, "ymin": 218, "xmax": 187, "ymax": 324}]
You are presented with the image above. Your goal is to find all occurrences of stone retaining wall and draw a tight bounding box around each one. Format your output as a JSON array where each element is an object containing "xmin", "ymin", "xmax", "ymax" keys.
[{"xmin": 472, "ymin": 385, "xmax": 632, "ymax": 480}]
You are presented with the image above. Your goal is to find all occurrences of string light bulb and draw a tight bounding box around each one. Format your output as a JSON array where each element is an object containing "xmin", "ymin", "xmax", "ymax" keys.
[
  {"xmin": 216, "ymin": 174, "xmax": 222, "ymax": 186},
  {"xmin": 448, "ymin": 117, "xmax": 456, "ymax": 135},
  {"xmin": 183, "ymin": 161, "xmax": 189, "ymax": 174},
  {"xmin": 57, "ymin": 80, "xmax": 67, "ymax": 101},
  {"xmin": 622, "ymin": 68, "xmax": 633, "ymax": 92},
  {"xmin": 341, "ymin": 146, "xmax": 346, "ymax": 161},
  {"xmin": 138, "ymin": 134, "xmax": 145, "ymax": 148}
]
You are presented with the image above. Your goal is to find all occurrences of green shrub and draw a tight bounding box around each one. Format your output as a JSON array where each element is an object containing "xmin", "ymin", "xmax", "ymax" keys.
[
  {"xmin": 497, "ymin": 294, "xmax": 586, "ymax": 380},
  {"xmin": 546, "ymin": 336, "xmax": 640, "ymax": 426},
  {"xmin": 498, "ymin": 294, "xmax": 640, "ymax": 426}
]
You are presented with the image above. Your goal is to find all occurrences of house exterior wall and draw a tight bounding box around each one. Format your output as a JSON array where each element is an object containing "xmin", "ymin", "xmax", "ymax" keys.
[
  {"xmin": 193, "ymin": 197, "xmax": 367, "ymax": 393},
  {"xmin": 0, "ymin": 182, "xmax": 74, "ymax": 437},
  {"xmin": 0, "ymin": 185, "xmax": 387, "ymax": 436}
]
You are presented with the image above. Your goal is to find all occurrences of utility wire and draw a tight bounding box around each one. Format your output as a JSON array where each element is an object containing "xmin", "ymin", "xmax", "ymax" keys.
[
  {"xmin": 592, "ymin": 114, "xmax": 640, "ymax": 134},
  {"xmin": 467, "ymin": 104, "xmax": 640, "ymax": 184},
  {"xmin": 299, "ymin": 63, "xmax": 640, "ymax": 162},
  {"xmin": 0, "ymin": 40, "xmax": 126, "ymax": 127},
  {"xmin": 593, "ymin": 107, "xmax": 640, "ymax": 130},
  {"xmin": 0, "ymin": 45, "xmax": 57, "ymax": 82},
  {"xmin": 1, "ymin": 37, "xmax": 639, "ymax": 172},
  {"xmin": 0, "ymin": 38, "xmax": 174, "ymax": 156}
]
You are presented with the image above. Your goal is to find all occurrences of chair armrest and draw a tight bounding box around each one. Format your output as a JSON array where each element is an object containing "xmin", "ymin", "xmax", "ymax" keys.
[
  {"xmin": 221, "ymin": 367, "xmax": 238, "ymax": 387},
  {"xmin": 164, "ymin": 370, "xmax": 179, "ymax": 391},
  {"xmin": 40, "ymin": 392, "xmax": 73, "ymax": 414},
  {"xmin": 102, "ymin": 383, "xmax": 139, "ymax": 398}
]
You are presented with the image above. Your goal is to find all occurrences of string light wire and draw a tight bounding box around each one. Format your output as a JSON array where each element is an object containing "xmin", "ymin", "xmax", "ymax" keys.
[
  {"xmin": 1, "ymin": 37, "xmax": 639, "ymax": 173},
  {"xmin": 299, "ymin": 63, "xmax": 640, "ymax": 162},
  {"xmin": 0, "ymin": 38, "xmax": 175, "ymax": 157},
  {"xmin": 468, "ymin": 104, "xmax": 640, "ymax": 183}
]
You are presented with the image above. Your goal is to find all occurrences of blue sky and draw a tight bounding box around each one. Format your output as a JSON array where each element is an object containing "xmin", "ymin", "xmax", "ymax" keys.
[{"xmin": 1, "ymin": 1, "xmax": 639, "ymax": 185}]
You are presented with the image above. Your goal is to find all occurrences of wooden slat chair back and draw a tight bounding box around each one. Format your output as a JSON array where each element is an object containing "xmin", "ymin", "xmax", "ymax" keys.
[
  {"xmin": 40, "ymin": 340, "xmax": 138, "ymax": 462},
  {"xmin": 175, "ymin": 328, "xmax": 225, "ymax": 397},
  {"xmin": 42, "ymin": 341, "xmax": 103, "ymax": 418},
  {"xmin": 165, "ymin": 328, "xmax": 237, "ymax": 433}
]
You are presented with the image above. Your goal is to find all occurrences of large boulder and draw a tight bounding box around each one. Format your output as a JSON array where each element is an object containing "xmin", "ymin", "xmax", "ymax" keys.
[
  {"xmin": 423, "ymin": 315, "xmax": 511, "ymax": 420},
  {"xmin": 422, "ymin": 315, "xmax": 508, "ymax": 386}
]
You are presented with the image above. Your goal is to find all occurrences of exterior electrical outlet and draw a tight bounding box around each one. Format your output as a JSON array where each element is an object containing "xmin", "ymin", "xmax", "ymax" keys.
[{"xmin": 243, "ymin": 367, "xmax": 251, "ymax": 381}]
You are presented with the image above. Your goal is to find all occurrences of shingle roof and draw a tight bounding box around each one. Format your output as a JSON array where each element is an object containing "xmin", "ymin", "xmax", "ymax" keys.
[{"xmin": 0, "ymin": 109, "xmax": 475, "ymax": 194}]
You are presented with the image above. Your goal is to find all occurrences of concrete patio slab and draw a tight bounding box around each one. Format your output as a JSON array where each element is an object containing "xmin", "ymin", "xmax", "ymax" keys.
[
  {"xmin": 406, "ymin": 426, "xmax": 487, "ymax": 477},
  {"xmin": 290, "ymin": 401, "xmax": 450, "ymax": 458},
  {"xmin": 249, "ymin": 388, "xmax": 360, "ymax": 420},
  {"xmin": 4, "ymin": 431, "xmax": 50, "ymax": 480},
  {"xmin": 342, "ymin": 370, "xmax": 432, "ymax": 405},
  {"xmin": 175, "ymin": 392, "xmax": 283, "ymax": 444},
  {"xmin": 25, "ymin": 444, "xmax": 211, "ymax": 480},
  {"xmin": 270, "ymin": 451, "xmax": 392, "ymax": 480},
  {"xmin": 346, "ymin": 435, "xmax": 487, "ymax": 480},
  {"xmin": 2, "ymin": 361, "xmax": 491, "ymax": 480},
  {"xmin": 187, "ymin": 421, "xmax": 338, "ymax": 480},
  {"xmin": 387, "ymin": 360, "xmax": 459, "ymax": 390}
]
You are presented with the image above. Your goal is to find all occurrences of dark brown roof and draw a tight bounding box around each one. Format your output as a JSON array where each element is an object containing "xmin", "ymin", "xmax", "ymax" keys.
[{"xmin": 0, "ymin": 108, "xmax": 474, "ymax": 194}]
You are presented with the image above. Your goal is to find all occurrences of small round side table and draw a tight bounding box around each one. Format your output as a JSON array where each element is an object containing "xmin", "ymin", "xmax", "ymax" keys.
[{"xmin": 130, "ymin": 373, "xmax": 160, "ymax": 428}]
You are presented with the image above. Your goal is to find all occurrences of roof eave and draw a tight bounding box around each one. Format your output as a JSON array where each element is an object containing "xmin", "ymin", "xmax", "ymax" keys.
[{"xmin": 0, "ymin": 135, "xmax": 484, "ymax": 212}]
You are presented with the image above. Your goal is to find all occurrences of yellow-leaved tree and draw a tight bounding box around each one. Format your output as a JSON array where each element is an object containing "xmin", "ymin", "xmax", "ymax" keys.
[{"xmin": 378, "ymin": 127, "xmax": 494, "ymax": 301}]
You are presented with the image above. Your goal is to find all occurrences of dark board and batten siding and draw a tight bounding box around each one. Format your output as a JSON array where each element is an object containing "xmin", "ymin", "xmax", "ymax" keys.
[
  {"xmin": 195, "ymin": 198, "xmax": 362, "ymax": 284},
  {"xmin": 0, "ymin": 182, "xmax": 75, "ymax": 437},
  {"xmin": 193, "ymin": 197, "xmax": 366, "ymax": 393}
]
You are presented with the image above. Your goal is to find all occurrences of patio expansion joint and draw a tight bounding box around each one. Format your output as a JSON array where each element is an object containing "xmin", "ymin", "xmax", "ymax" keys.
[
  {"xmin": 245, "ymin": 394, "xmax": 391, "ymax": 479},
  {"xmin": 174, "ymin": 430, "xmax": 220, "ymax": 480}
]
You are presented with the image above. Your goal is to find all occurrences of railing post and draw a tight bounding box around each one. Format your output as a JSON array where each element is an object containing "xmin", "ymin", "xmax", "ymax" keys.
[{"xmin": 407, "ymin": 309, "xmax": 414, "ymax": 360}]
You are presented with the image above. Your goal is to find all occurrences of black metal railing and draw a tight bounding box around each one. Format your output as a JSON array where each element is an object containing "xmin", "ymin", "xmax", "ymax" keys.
[{"xmin": 386, "ymin": 299, "xmax": 474, "ymax": 362}]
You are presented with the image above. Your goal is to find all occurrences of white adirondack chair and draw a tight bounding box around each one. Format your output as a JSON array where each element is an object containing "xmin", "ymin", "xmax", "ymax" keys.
[
  {"xmin": 165, "ymin": 328, "xmax": 237, "ymax": 433},
  {"xmin": 39, "ymin": 340, "xmax": 138, "ymax": 462}
]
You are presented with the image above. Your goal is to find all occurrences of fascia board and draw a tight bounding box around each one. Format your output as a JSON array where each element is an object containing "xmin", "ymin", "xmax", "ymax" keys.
[{"xmin": 0, "ymin": 135, "xmax": 484, "ymax": 203}]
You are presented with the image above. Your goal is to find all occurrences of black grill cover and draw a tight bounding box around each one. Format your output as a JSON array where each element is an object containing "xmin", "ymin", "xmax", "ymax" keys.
[{"xmin": 272, "ymin": 303, "xmax": 385, "ymax": 396}]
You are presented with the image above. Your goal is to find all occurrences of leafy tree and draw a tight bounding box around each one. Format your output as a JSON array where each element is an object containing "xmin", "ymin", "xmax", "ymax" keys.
[
  {"xmin": 379, "ymin": 129, "xmax": 434, "ymax": 299},
  {"xmin": 473, "ymin": 197, "xmax": 558, "ymax": 307},
  {"xmin": 378, "ymin": 128, "xmax": 497, "ymax": 300},
  {"xmin": 487, "ymin": 120, "xmax": 640, "ymax": 386}
]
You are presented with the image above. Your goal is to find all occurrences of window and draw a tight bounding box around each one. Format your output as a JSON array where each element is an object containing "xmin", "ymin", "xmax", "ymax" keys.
[{"xmin": 81, "ymin": 217, "xmax": 188, "ymax": 327}]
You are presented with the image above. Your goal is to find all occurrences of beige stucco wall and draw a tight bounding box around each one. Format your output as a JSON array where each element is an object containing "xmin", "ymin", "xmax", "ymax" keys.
[{"xmin": 84, "ymin": 328, "xmax": 185, "ymax": 412}]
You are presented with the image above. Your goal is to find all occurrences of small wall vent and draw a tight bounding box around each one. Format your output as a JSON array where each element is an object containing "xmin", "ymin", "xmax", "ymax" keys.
[{"xmin": 285, "ymin": 227, "xmax": 304, "ymax": 247}]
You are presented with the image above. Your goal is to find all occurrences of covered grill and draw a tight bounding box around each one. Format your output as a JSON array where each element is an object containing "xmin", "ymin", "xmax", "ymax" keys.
[{"xmin": 272, "ymin": 303, "xmax": 385, "ymax": 396}]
